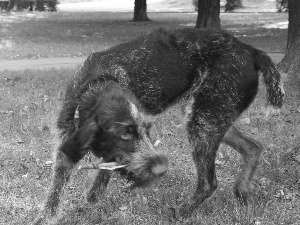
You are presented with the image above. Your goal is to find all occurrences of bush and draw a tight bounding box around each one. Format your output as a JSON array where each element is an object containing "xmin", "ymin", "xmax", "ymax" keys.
[{"xmin": 276, "ymin": 0, "xmax": 288, "ymax": 12}]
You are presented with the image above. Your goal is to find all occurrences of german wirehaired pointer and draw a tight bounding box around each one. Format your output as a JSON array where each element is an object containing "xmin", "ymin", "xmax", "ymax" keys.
[{"xmin": 34, "ymin": 28, "xmax": 284, "ymax": 223}]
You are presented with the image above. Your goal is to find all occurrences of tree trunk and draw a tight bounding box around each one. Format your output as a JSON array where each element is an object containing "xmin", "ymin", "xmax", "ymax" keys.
[
  {"xmin": 48, "ymin": 0, "xmax": 58, "ymax": 11},
  {"xmin": 196, "ymin": 0, "xmax": 221, "ymax": 29},
  {"xmin": 133, "ymin": 0, "xmax": 150, "ymax": 21},
  {"xmin": 277, "ymin": 0, "xmax": 300, "ymax": 73},
  {"xmin": 7, "ymin": 0, "xmax": 15, "ymax": 11},
  {"xmin": 36, "ymin": 0, "xmax": 45, "ymax": 11},
  {"xmin": 15, "ymin": 0, "xmax": 22, "ymax": 11}
]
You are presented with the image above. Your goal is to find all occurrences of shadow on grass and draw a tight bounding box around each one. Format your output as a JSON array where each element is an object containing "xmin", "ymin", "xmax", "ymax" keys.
[{"xmin": 0, "ymin": 11, "xmax": 288, "ymax": 60}]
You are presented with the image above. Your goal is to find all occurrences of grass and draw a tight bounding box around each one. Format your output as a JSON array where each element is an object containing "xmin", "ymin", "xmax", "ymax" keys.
[
  {"xmin": 0, "ymin": 11, "xmax": 299, "ymax": 225},
  {"xmin": 0, "ymin": 12, "xmax": 287, "ymax": 60},
  {"xmin": 0, "ymin": 67, "xmax": 299, "ymax": 225}
]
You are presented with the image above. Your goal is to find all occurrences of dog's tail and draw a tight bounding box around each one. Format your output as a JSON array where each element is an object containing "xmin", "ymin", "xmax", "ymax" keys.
[{"xmin": 253, "ymin": 49, "xmax": 285, "ymax": 107}]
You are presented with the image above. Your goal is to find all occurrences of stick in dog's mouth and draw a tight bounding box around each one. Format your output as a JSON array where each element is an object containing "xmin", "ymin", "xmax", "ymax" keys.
[
  {"xmin": 78, "ymin": 158, "xmax": 127, "ymax": 171},
  {"xmin": 78, "ymin": 139, "xmax": 162, "ymax": 171}
]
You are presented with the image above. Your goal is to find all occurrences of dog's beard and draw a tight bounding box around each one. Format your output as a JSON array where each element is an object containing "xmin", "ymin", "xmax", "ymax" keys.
[{"xmin": 126, "ymin": 170, "xmax": 156, "ymax": 189}]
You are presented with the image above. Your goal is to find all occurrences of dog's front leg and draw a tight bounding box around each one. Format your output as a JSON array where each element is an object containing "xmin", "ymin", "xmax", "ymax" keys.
[
  {"xmin": 33, "ymin": 121, "xmax": 97, "ymax": 224},
  {"xmin": 33, "ymin": 150, "xmax": 77, "ymax": 225},
  {"xmin": 83, "ymin": 158, "xmax": 111, "ymax": 204}
]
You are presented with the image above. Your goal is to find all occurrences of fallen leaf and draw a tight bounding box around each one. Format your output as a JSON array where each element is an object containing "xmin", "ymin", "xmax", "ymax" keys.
[
  {"xmin": 254, "ymin": 220, "xmax": 262, "ymax": 225},
  {"xmin": 164, "ymin": 131, "xmax": 174, "ymax": 136},
  {"xmin": 42, "ymin": 95, "xmax": 49, "ymax": 102},
  {"xmin": 119, "ymin": 206, "xmax": 128, "ymax": 211},
  {"xmin": 154, "ymin": 140, "xmax": 161, "ymax": 147},
  {"xmin": 16, "ymin": 139, "xmax": 25, "ymax": 144},
  {"xmin": 259, "ymin": 177, "xmax": 272, "ymax": 189},
  {"xmin": 142, "ymin": 196, "xmax": 148, "ymax": 205},
  {"xmin": 215, "ymin": 160, "xmax": 224, "ymax": 165},
  {"xmin": 45, "ymin": 160, "xmax": 53, "ymax": 165},
  {"xmin": 295, "ymin": 155, "xmax": 300, "ymax": 163},
  {"xmin": 274, "ymin": 189, "xmax": 285, "ymax": 198}
]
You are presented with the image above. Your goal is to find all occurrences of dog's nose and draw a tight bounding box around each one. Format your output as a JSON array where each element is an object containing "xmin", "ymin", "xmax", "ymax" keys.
[{"xmin": 152, "ymin": 164, "xmax": 168, "ymax": 176}]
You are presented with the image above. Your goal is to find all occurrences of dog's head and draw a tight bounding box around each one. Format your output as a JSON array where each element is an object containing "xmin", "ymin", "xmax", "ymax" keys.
[{"xmin": 70, "ymin": 82, "xmax": 168, "ymax": 188}]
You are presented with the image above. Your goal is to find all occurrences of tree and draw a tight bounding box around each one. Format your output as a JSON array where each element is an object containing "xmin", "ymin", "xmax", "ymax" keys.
[
  {"xmin": 196, "ymin": 0, "xmax": 221, "ymax": 29},
  {"xmin": 133, "ymin": 0, "xmax": 149, "ymax": 21},
  {"xmin": 278, "ymin": 0, "xmax": 300, "ymax": 73}
]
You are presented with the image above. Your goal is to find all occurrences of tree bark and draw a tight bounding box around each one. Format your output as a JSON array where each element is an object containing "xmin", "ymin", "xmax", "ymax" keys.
[
  {"xmin": 7, "ymin": 0, "xmax": 15, "ymax": 11},
  {"xmin": 196, "ymin": 0, "xmax": 221, "ymax": 29},
  {"xmin": 133, "ymin": 0, "xmax": 150, "ymax": 21},
  {"xmin": 48, "ymin": 0, "xmax": 58, "ymax": 11},
  {"xmin": 277, "ymin": 0, "xmax": 300, "ymax": 73},
  {"xmin": 36, "ymin": 0, "xmax": 45, "ymax": 11}
]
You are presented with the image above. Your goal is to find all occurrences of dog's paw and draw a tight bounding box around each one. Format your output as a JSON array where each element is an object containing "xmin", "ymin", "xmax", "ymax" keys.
[
  {"xmin": 83, "ymin": 190, "xmax": 99, "ymax": 204},
  {"xmin": 234, "ymin": 186, "xmax": 249, "ymax": 206},
  {"xmin": 176, "ymin": 199, "xmax": 198, "ymax": 218},
  {"xmin": 32, "ymin": 212, "xmax": 57, "ymax": 225}
]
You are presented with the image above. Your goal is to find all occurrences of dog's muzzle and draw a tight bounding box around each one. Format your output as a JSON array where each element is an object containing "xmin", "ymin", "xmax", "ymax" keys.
[{"xmin": 125, "ymin": 134, "xmax": 168, "ymax": 188}]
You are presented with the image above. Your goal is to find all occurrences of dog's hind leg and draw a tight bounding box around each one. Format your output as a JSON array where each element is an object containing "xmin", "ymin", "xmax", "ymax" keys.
[
  {"xmin": 179, "ymin": 108, "xmax": 224, "ymax": 217},
  {"xmin": 223, "ymin": 126, "xmax": 263, "ymax": 204}
]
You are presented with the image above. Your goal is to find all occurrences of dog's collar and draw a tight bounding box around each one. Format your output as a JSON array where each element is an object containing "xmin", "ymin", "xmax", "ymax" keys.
[{"xmin": 74, "ymin": 105, "xmax": 80, "ymax": 131}]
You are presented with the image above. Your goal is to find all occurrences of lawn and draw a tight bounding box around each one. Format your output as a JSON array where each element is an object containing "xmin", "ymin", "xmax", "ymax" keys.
[
  {"xmin": 0, "ymin": 10, "xmax": 299, "ymax": 225},
  {"xmin": 0, "ymin": 11, "xmax": 287, "ymax": 60}
]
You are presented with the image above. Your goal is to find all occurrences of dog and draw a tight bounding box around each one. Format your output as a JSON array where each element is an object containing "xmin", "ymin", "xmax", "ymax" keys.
[{"xmin": 34, "ymin": 28, "xmax": 284, "ymax": 224}]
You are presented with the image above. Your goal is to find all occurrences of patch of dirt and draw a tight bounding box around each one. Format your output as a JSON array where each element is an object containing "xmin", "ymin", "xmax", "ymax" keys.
[{"xmin": 0, "ymin": 53, "xmax": 284, "ymax": 71}]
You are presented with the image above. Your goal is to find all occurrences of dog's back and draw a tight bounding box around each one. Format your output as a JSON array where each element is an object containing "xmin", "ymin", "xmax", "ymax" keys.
[{"xmin": 70, "ymin": 29, "xmax": 261, "ymax": 112}]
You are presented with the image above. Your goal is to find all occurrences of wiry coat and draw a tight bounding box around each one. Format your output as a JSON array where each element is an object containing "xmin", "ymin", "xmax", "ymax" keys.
[{"xmin": 35, "ymin": 28, "xmax": 284, "ymax": 224}]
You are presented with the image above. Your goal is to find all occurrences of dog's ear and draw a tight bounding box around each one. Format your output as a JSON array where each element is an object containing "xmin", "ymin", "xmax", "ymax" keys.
[{"xmin": 59, "ymin": 120, "xmax": 98, "ymax": 163}]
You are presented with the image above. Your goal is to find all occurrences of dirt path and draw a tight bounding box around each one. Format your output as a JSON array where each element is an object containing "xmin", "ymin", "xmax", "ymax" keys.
[
  {"xmin": 0, "ymin": 56, "xmax": 86, "ymax": 71},
  {"xmin": 0, "ymin": 53, "xmax": 284, "ymax": 72}
]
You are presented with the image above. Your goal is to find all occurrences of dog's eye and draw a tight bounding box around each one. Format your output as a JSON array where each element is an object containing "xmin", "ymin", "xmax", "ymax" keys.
[
  {"xmin": 121, "ymin": 133, "xmax": 133, "ymax": 140},
  {"xmin": 121, "ymin": 126, "xmax": 134, "ymax": 140}
]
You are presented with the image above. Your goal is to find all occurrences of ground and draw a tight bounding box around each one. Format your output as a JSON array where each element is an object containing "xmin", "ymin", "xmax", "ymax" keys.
[{"xmin": 0, "ymin": 2, "xmax": 299, "ymax": 225}]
